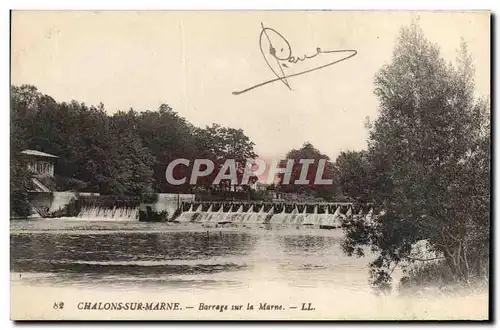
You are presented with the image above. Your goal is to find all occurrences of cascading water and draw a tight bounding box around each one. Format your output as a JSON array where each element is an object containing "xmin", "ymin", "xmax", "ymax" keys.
[
  {"xmin": 241, "ymin": 205, "xmax": 255, "ymax": 223},
  {"xmin": 172, "ymin": 202, "xmax": 369, "ymax": 229},
  {"xmin": 216, "ymin": 205, "xmax": 234, "ymax": 224},
  {"xmin": 283, "ymin": 206, "xmax": 299, "ymax": 225},
  {"xmin": 198, "ymin": 204, "xmax": 213, "ymax": 223},
  {"xmin": 177, "ymin": 204, "xmax": 194, "ymax": 222},
  {"xmin": 323, "ymin": 206, "xmax": 331, "ymax": 224},
  {"xmin": 292, "ymin": 208, "xmax": 307, "ymax": 226},
  {"xmin": 191, "ymin": 204, "xmax": 203, "ymax": 222},
  {"xmin": 205, "ymin": 205, "xmax": 222, "ymax": 224},
  {"xmin": 227, "ymin": 205, "xmax": 244, "ymax": 223},
  {"xmin": 245, "ymin": 205, "xmax": 268, "ymax": 224},
  {"xmin": 323, "ymin": 206, "xmax": 341, "ymax": 228},
  {"xmin": 77, "ymin": 204, "xmax": 139, "ymax": 221},
  {"xmin": 302, "ymin": 205, "xmax": 319, "ymax": 226},
  {"xmin": 316, "ymin": 206, "xmax": 329, "ymax": 227},
  {"xmin": 270, "ymin": 208, "xmax": 287, "ymax": 224},
  {"xmin": 261, "ymin": 205, "xmax": 274, "ymax": 224}
]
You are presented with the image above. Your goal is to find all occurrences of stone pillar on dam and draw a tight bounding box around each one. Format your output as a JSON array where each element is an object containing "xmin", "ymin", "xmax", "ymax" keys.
[{"xmin": 139, "ymin": 193, "xmax": 196, "ymax": 221}]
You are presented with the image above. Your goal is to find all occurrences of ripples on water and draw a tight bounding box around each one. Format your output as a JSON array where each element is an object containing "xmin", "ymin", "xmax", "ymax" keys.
[
  {"xmin": 10, "ymin": 219, "xmax": 490, "ymax": 320},
  {"xmin": 10, "ymin": 219, "xmax": 373, "ymax": 292}
]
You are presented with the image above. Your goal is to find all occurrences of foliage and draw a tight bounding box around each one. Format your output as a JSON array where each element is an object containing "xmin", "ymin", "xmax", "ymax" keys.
[
  {"xmin": 135, "ymin": 105, "xmax": 199, "ymax": 193},
  {"xmin": 10, "ymin": 86, "xmax": 258, "ymax": 201},
  {"xmin": 277, "ymin": 142, "xmax": 339, "ymax": 200},
  {"xmin": 194, "ymin": 124, "xmax": 258, "ymax": 191},
  {"xmin": 398, "ymin": 259, "xmax": 488, "ymax": 295},
  {"xmin": 340, "ymin": 22, "xmax": 490, "ymax": 288},
  {"xmin": 10, "ymin": 87, "xmax": 36, "ymax": 217},
  {"xmin": 335, "ymin": 151, "xmax": 374, "ymax": 203},
  {"xmin": 10, "ymin": 157, "xmax": 33, "ymax": 218},
  {"xmin": 139, "ymin": 209, "xmax": 169, "ymax": 222},
  {"xmin": 399, "ymin": 260, "xmax": 456, "ymax": 289},
  {"xmin": 34, "ymin": 174, "xmax": 87, "ymax": 192}
]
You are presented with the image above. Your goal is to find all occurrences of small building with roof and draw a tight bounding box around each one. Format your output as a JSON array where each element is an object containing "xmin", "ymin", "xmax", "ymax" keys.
[
  {"xmin": 18, "ymin": 149, "xmax": 70, "ymax": 218},
  {"xmin": 20, "ymin": 149, "xmax": 58, "ymax": 177}
]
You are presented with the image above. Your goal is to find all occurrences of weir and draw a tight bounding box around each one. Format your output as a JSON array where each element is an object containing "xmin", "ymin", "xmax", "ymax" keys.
[
  {"xmin": 174, "ymin": 201, "xmax": 375, "ymax": 228},
  {"xmin": 75, "ymin": 198, "xmax": 141, "ymax": 221},
  {"xmin": 78, "ymin": 205, "xmax": 140, "ymax": 221},
  {"xmin": 61, "ymin": 194, "xmax": 375, "ymax": 227},
  {"xmin": 71, "ymin": 193, "xmax": 195, "ymax": 222}
]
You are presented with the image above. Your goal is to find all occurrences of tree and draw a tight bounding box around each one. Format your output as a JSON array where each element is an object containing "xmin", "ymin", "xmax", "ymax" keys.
[
  {"xmin": 111, "ymin": 110, "xmax": 156, "ymax": 195},
  {"xmin": 10, "ymin": 85, "xmax": 38, "ymax": 217},
  {"xmin": 194, "ymin": 124, "xmax": 258, "ymax": 191},
  {"xmin": 342, "ymin": 22, "xmax": 490, "ymax": 288},
  {"xmin": 335, "ymin": 151, "xmax": 373, "ymax": 202},
  {"xmin": 136, "ymin": 104, "xmax": 199, "ymax": 193},
  {"xmin": 10, "ymin": 85, "xmax": 40, "ymax": 153},
  {"xmin": 277, "ymin": 142, "xmax": 338, "ymax": 199},
  {"xmin": 10, "ymin": 157, "xmax": 33, "ymax": 217},
  {"xmin": 10, "ymin": 85, "xmax": 260, "ymax": 202}
]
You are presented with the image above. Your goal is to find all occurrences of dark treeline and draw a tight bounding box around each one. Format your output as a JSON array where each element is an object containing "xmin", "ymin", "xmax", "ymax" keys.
[
  {"xmin": 10, "ymin": 84, "xmax": 351, "ymax": 207},
  {"xmin": 10, "ymin": 85, "xmax": 258, "ymax": 200}
]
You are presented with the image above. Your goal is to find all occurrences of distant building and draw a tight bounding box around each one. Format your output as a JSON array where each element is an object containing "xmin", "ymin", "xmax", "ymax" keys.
[{"xmin": 21, "ymin": 149, "xmax": 58, "ymax": 177}]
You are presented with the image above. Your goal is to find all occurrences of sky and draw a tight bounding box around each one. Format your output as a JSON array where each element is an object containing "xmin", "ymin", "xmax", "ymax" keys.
[{"xmin": 11, "ymin": 11, "xmax": 490, "ymax": 161}]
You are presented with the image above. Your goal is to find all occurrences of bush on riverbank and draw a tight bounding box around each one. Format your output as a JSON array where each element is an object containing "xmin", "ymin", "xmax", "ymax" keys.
[
  {"xmin": 139, "ymin": 209, "xmax": 169, "ymax": 222},
  {"xmin": 398, "ymin": 260, "xmax": 489, "ymax": 296}
]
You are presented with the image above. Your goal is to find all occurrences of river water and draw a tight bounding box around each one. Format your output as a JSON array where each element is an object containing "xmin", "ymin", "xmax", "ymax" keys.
[{"xmin": 10, "ymin": 218, "xmax": 488, "ymax": 320}]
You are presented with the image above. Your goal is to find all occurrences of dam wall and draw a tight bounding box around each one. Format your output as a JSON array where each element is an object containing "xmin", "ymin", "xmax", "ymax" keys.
[
  {"xmin": 28, "ymin": 191, "xmax": 79, "ymax": 218},
  {"xmin": 173, "ymin": 201, "xmax": 376, "ymax": 228},
  {"xmin": 25, "ymin": 191, "xmax": 373, "ymax": 227},
  {"xmin": 26, "ymin": 191, "xmax": 196, "ymax": 221},
  {"xmin": 139, "ymin": 193, "xmax": 196, "ymax": 222}
]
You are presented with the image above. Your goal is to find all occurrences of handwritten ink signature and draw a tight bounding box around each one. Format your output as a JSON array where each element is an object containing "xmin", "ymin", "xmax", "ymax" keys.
[{"xmin": 232, "ymin": 23, "xmax": 357, "ymax": 95}]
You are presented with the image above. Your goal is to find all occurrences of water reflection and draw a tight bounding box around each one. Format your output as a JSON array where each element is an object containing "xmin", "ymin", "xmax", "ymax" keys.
[{"xmin": 10, "ymin": 219, "xmax": 373, "ymax": 292}]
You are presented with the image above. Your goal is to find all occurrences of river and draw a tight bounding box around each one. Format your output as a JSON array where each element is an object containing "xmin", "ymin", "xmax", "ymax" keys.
[{"xmin": 10, "ymin": 218, "xmax": 488, "ymax": 320}]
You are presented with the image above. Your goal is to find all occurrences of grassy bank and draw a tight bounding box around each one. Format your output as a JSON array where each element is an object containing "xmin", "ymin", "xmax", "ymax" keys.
[{"xmin": 398, "ymin": 260, "xmax": 489, "ymax": 297}]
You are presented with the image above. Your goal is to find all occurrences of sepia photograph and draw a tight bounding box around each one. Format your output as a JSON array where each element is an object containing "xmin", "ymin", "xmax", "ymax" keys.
[{"xmin": 9, "ymin": 10, "xmax": 491, "ymax": 320}]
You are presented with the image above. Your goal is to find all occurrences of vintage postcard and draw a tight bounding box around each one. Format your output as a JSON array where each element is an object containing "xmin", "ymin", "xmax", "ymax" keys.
[{"xmin": 10, "ymin": 10, "xmax": 491, "ymax": 320}]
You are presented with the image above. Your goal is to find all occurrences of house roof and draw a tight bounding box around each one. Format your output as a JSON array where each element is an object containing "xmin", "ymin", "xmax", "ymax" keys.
[{"xmin": 21, "ymin": 149, "xmax": 59, "ymax": 158}]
